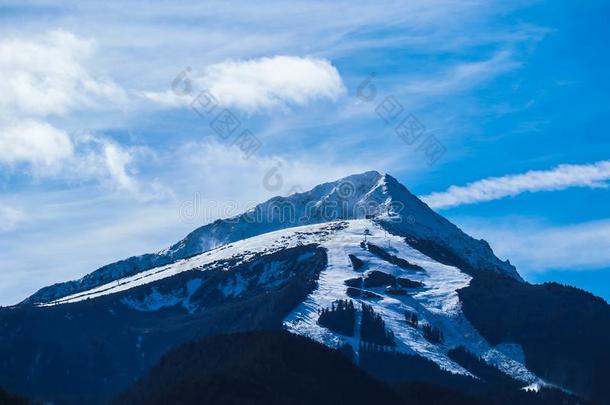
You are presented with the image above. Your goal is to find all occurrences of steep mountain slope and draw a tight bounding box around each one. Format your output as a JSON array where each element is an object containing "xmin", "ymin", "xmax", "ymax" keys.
[{"xmin": 24, "ymin": 171, "xmax": 519, "ymax": 304}]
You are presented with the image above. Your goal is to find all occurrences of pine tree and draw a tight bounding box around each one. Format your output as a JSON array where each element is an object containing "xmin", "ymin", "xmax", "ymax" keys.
[
  {"xmin": 404, "ymin": 310, "xmax": 418, "ymax": 327},
  {"xmin": 422, "ymin": 324, "xmax": 443, "ymax": 343}
]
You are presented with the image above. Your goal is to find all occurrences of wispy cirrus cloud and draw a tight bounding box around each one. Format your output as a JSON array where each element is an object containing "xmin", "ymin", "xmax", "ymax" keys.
[
  {"xmin": 423, "ymin": 160, "xmax": 610, "ymax": 209},
  {"xmin": 0, "ymin": 123, "xmax": 154, "ymax": 196},
  {"xmin": 404, "ymin": 50, "xmax": 521, "ymax": 96}
]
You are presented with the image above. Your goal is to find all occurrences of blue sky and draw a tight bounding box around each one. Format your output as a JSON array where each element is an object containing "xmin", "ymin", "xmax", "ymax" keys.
[{"xmin": 0, "ymin": 0, "xmax": 609, "ymax": 305}]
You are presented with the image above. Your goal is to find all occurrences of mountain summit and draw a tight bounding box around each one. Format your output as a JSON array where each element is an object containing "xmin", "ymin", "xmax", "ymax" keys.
[{"xmin": 25, "ymin": 171, "xmax": 519, "ymax": 304}]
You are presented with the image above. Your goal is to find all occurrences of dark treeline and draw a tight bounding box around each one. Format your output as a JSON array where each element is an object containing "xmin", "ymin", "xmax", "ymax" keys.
[
  {"xmin": 115, "ymin": 330, "xmax": 406, "ymax": 405},
  {"xmin": 404, "ymin": 310, "xmax": 418, "ymax": 327},
  {"xmin": 317, "ymin": 300, "xmax": 356, "ymax": 336},
  {"xmin": 0, "ymin": 387, "xmax": 28, "ymax": 405},
  {"xmin": 361, "ymin": 304, "xmax": 395, "ymax": 347},
  {"xmin": 460, "ymin": 271, "xmax": 610, "ymax": 403},
  {"xmin": 422, "ymin": 324, "xmax": 443, "ymax": 343}
]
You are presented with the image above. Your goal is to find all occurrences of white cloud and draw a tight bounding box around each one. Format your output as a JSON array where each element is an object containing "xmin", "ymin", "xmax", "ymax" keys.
[
  {"xmin": 423, "ymin": 160, "xmax": 610, "ymax": 209},
  {"xmin": 140, "ymin": 90, "xmax": 187, "ymax": 108},
  {"xmin": 458, "ymin": 217, "xmax": 610, "ymax": 273},
  {"xmin": 0, "ymin": 29, "xmax": 126, "ymax": 118},
  {"xmin": 202, "ymin": 56, "xmax": 345, "ymax": 111},
  {"xmin": 144, "ymin": 56, "xmax": 345, "ymax": 113},
  {"xmin": 0, "ymin": 120, "xmax": 74, "ymax": 172},
  {"xmin": 0, "ymin": 123, "xmax": 143, "ymax": 194},
  {"xmin": 101, "ymin": 142, "xmax": 138, "ymax": 193},
  {"xmin": 69, "ymin": 137, "xmax": 167, "ymax": 197}
]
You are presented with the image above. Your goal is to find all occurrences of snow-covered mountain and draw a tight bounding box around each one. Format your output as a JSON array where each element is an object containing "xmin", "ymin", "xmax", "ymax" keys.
[
  {"xmin": 40, "ymin": 218, "xmax": 537, "ymax": 384},
  {"xmin": 4, "ymin": 171, "xmax": 608, "ymax": 404},
  {"xmin": 24, "ymin": 171, "xmax": 519, "ymax": 304}
]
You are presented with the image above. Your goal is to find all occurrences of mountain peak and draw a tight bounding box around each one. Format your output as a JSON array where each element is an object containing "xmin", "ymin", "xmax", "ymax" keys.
[
  {"xmin": 339, "ymin": 169, "xmax": 383, "ymax": 182},
  {"xmin": 24, "ymin": 170, "xmax": 521, "ymax": 304}
]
